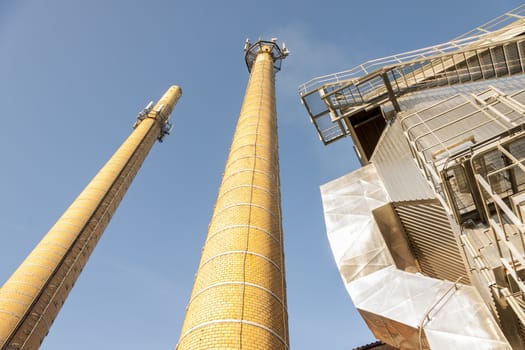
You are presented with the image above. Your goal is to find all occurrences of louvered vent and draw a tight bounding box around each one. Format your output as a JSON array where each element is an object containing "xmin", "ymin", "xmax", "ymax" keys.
[{"xmin": 394, "ymin": 200, "xmax": 470, "ymax": 284}]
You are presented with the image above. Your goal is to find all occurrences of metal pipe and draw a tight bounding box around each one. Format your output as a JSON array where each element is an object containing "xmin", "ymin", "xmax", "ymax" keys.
[{"xmin": 0, "ymin": 86, "xmax": 181, "ymax": 350}]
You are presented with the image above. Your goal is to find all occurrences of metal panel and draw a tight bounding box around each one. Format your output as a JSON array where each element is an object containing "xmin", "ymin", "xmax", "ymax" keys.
[
  {"xmin": 320, "ymin": 165, "xmax": 395, "ymax": 284},
  {"xmin": 373, "ymin": 203, "xmax": 418, "ymax": 273},
  {"xmin": 371, "ymin": 120, "xmax": 436, "ymax": 201},
  {"xmin": 394, "ymin": 200, "xmax": 470, "ymax": 284},
  {"xmin": 320, "ymin": 166, "xmax": 509, "ymax": 349},
  {"xmin": 348, "ymin": 267, "xmax": 511, "ymax": 349}
]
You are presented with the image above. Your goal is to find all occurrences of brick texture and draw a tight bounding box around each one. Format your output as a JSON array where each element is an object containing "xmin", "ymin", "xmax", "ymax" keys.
[{"xmin": 177, "ymin": 47, "xmax": 289, "ymax": 350}]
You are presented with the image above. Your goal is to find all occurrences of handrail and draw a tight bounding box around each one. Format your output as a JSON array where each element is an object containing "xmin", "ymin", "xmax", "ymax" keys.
[
  {"xmin": 417, "ymin": 276, "xmax": 464, "ymax": 350},
  {"xmin": 299, "ymin": 34, "xmax": 488, "ymax": 95},
  {"xmin": 299, "ymin": 4, "xmax": 525, "ymax": 96}
]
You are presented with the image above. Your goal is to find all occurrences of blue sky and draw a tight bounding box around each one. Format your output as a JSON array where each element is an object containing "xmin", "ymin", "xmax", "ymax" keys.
[{"xmin": 0, "ymin": 1, "xmax": 522, "ymax": 349}]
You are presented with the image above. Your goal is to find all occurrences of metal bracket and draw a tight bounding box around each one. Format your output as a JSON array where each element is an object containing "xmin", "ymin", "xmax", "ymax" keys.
[
  {"xmin": 157, "ymin": 120, "xmax": 173, "ymax": 142},
  {"xmin": 133, "ymin": 101, "xmax": 154, "ymax": 128}
]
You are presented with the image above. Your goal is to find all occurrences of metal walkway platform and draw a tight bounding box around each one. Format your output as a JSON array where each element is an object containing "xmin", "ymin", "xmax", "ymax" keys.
[{"xmin": 300, "ymin": 5, "xmax": 525, "ymax": 146}]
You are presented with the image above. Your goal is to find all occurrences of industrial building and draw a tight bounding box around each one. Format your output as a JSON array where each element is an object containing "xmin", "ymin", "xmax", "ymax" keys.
[
  {"xmin": 4, "ymin": 4, "xmax": 525, "ymax": 350},
  {"xmin": 300, "ymin": 4, "xmax": 525, "ymax": 349}
]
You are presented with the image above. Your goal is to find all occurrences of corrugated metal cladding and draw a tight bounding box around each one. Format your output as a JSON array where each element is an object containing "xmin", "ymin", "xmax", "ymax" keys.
[
  {"xmin": 393, "ymin": 200, "xmax": 470, "ymax": 284},
  {"xmin": 370, "ymin": 120, "xmax": 436, "ymax": 202}
]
